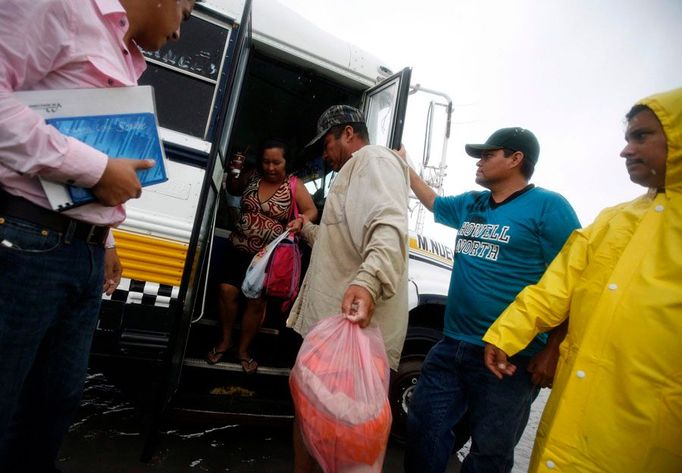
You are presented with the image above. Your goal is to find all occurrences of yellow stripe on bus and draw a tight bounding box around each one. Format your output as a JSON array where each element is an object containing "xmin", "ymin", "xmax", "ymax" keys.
[
  {"xmin": 111, "ymin": 230, "xmax": 188, "ymax": 286},
  {"xmin": 409, "ymin": 236, "xmax": 453, "ymax": 266}
]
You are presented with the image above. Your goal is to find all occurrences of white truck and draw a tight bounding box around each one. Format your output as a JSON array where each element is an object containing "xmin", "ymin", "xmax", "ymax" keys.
[{"xmin": 90, "ymin": 0, "xmax": 460, "ymax": 453}]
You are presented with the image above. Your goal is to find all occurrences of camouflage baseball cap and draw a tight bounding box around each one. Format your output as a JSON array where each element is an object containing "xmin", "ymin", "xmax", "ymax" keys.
[{"xmin": 305, "ymin": 105, "xmax": 365, "ymax": 148}]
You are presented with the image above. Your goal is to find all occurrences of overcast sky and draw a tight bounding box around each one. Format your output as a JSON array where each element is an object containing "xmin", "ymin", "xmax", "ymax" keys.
[{"xmin": 279, "ymin": 0, "xmax": 681, "ymax": 242}]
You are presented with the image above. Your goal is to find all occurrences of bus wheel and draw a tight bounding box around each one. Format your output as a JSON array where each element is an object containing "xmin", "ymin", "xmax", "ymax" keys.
[{"xmin": 389, "ymin": 355, "xmax": 424, "ymax": 443}]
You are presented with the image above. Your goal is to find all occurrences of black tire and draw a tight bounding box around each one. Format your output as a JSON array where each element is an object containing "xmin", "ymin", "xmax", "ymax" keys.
[{"xmin": 389, "ymin": 355, "xmax": 423, "ymax": 444}]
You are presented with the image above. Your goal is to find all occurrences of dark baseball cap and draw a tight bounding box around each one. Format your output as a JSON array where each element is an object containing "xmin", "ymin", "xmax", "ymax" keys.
[
  {"xmin": 305, "ymin": 105, "xmax": 366, "ymax": 148},
  {"xmin": 465, "ymin": 127, "xmax": 540, "ymax": 164}
]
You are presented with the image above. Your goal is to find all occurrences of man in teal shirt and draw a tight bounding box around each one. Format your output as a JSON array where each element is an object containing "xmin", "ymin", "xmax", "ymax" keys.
[{"xmin": 402, "ymin": 128, "xmax": 580, "ymax": 473}]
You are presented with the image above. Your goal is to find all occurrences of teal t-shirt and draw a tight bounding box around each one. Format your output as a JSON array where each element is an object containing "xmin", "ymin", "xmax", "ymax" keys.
[{"xmin": 433, "ymin": 186, "xmax": 580, "ymax": 356}]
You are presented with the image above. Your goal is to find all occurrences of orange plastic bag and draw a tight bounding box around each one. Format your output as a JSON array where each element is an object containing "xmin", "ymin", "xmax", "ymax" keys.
[{"xmin": 289, "ymin": 314, "xmax": 392, "ymax": 473}]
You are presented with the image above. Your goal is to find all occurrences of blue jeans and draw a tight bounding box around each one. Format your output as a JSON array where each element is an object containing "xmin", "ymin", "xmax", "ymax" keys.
[
  {"xmin": 405, "ymin": 338, "xmax": 539, "ymax": 473},
  {"xmin": 0, "ymin": 216, "xmax": 104, "ymax": 472}
]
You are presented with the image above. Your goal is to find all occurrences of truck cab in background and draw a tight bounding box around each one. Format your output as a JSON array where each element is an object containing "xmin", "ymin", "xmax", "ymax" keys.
[{"xmin": 90, "ymin": 0, "xmax": 455, "ymax": 450}]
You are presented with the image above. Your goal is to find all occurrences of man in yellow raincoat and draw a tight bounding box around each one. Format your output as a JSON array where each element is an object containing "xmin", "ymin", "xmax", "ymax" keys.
[{"xmin": 483, "ymin": 87, "xmax": 682, "ymax": 472}]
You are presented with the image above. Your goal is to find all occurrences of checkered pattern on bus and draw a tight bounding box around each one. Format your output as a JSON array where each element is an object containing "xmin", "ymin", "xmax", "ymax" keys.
[{"xmin": 102, "ymin": 278, "xmax": 179, "ymax": 308}]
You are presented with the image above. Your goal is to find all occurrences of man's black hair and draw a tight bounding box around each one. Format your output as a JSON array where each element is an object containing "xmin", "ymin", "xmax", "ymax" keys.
[
  {"xmin": 503, "ymin": 148, "xmax": 535, "ymax": 179},
  {"xmin": 625, "ymin": 103, "xmax": 652, "ymax": 121}
]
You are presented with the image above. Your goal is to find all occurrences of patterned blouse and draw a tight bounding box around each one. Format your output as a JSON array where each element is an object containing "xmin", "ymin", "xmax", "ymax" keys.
[{"xmin": 229, "ymin": 174, "xmax": 295, "ymax": 254}]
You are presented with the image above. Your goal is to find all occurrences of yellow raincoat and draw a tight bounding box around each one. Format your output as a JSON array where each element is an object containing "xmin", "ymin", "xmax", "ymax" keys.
[{"xmin": 483, "ymin": 87, "xmax": 682, "ymax": 473}]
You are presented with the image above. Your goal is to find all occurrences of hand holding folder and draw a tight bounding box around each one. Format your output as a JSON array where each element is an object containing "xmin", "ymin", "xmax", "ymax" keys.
[{"xmin": 92, "ymin": 157, "xmax": 157, "ymax": 206}]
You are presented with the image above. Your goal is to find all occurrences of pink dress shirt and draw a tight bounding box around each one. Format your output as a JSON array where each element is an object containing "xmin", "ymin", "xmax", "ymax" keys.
[{"xmin": 0, "ymin": 0, "xmax": 147, "ymax": 232}]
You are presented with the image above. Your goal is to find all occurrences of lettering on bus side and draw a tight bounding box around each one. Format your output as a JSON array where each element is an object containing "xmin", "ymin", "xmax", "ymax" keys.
[{"xmin": 416, "ymin": 234, "xmax": 454, "ymax": 261}]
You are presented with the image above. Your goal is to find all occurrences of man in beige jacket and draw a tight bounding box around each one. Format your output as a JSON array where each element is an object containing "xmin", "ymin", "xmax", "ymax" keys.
[{"xmin": 286, "ymin": 105, "xmax": 410, "ymax": 472}]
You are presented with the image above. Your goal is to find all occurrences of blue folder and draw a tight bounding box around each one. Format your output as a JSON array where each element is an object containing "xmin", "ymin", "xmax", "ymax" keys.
[
  {"xmin": 14, "ymin": 85, "xmax": 167, "ymax": 211},
  {"xmin": 46, "ymin": 112, "xmax": 167, "ymax": 205}
]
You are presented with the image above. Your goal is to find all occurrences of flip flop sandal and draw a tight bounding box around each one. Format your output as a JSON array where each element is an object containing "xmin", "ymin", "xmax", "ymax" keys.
[
  {"xmin": 206, "ymin": 346, "xmax": 231, "ymax": 365},
  {"xmin": 240, "ymin": 357, "xmax": 258, "ymax": 374}
]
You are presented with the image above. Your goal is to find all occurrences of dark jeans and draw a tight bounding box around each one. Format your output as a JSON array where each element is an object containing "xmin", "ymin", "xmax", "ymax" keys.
[
  {"xmin": 405, "ymin": 338, "xmax": 539, "ymax": 473},
  {"xmin": 0, "ymin": 216, "xmax": 104, "ymax": 472}
]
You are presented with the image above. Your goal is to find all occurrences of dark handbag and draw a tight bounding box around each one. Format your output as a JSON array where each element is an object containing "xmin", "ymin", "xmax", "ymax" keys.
[{"xmin": 263, "ymin": 176, "xmax": 302, "ymax": 310}]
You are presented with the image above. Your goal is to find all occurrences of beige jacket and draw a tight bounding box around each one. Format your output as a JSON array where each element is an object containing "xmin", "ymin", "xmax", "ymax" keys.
[{"xmin": 286, "ymin": 145, "xmax": 410, "ymax": 369}]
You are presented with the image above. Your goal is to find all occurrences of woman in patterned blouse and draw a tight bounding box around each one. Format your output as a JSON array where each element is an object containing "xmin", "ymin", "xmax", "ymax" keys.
[{"xmin": 207, "ymin": 140, "xmax": 317, "ymax": 373}]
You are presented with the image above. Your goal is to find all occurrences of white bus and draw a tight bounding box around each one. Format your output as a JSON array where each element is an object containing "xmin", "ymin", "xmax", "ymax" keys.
[{"xmin": 90, "ymin": 0, "xmax": 462, "ymax": 454}]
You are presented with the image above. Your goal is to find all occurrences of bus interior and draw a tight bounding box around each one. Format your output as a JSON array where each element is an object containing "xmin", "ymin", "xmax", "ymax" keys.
[{"xmin": 174, "ymin": 45, "xmax": 373, "ymax": 417}]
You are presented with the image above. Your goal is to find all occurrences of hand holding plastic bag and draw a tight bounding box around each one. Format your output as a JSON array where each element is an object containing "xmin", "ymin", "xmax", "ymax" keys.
[
  {"xmin": 290, "ymin": 314, "xmax": 392, "ymax": 473},
  {"xmin": 241, "ymin": 231, "xmax": 290, "ymax": 299}
]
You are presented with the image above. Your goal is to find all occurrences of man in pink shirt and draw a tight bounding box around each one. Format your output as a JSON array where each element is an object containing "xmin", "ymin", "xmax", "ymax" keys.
[{"xmin": 0, "ymin": 1, "xmax": 197, "ymax": 471}]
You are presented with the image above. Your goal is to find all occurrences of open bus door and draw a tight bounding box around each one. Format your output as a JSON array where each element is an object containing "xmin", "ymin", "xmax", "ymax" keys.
[
  {"xmin": 362, "ymin": 67, "xmax": 412, "ymax": 150},
  {"xmin": 140, "ymin": 0, "xmax": 253, "ymax": 460},
  {"xmin": 314, "ymin": 67, "xmax": 412, "ymax": 229}
]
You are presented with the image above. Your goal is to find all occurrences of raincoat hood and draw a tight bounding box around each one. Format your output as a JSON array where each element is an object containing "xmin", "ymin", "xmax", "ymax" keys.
[{"xmin": 636, "ymin": 87, "xmax": 682, "ymax": 194}]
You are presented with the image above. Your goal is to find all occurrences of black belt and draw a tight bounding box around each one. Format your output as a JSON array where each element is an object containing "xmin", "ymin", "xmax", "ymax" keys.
[{"xmin": 0, "ymin": 188, "xmax": 109, "ymax": 245}]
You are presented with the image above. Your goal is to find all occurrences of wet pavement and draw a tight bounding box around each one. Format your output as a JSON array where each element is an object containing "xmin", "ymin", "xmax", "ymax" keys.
[
  {"xmin": 58, "ymin": 372, "xmax": 293, "ymax": 472},
  {"xmin": 58, "ymin": 371, "xmax": 547, "ymax": 472},
  {"xmin": 57, "ymin": 371, "xmax": 460, "ymax": 472}
]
